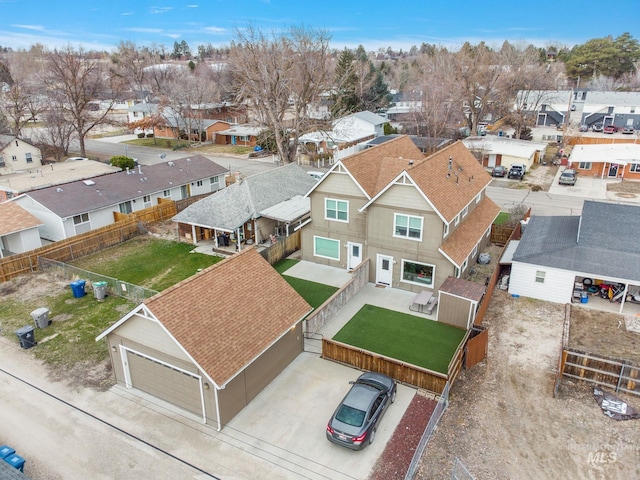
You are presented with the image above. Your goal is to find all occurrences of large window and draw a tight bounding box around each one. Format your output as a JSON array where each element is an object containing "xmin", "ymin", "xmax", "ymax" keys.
[
  {"xmin": 119, "ymin": 201, "xmax": 132, "ymax": 214},
  {"xmin": 401, "ymin": 260, "xmax": 435, "ymax": 287},
  {"xmin": 631, "ymin": 163, "xmax": 640, "ymax": 173},
  {"xmin": 394, "ymin": 214, "xmax": 423, "ymax": 240},
  {"xmin": 73, "ymin": 213, "xmax": 89, "ymax": 225},
  {"xmin": 313, "ymin": 236, "xmax": 340, "ymax": 260},
  {"xmin": 578, "ymin": 162, "xmax": 592, "ymax": 170},
  {"xmin": 325, "ymin": 198, "xmax": 348, "ymax": 222},
  {"xmin": 25, "ymin": 152, "xmax": 33, "ymax": 163}
]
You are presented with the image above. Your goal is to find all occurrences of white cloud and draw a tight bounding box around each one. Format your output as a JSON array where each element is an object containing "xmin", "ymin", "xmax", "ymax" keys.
[
  {"xmin": 204, "ymin": 26, "xmax": 227, "ymax": 35},
  {"xmin": 125, "ymin": 27, "xmax": 164, "ymax": 34},
  {"xmin": 121, "ymin": 12, "xmax": 135, "ymax": 16},
  {"xmin": 11, "ymin": 24, "xmax": 44, "ymax": 31},
  {"xmin": 186, "ymin": 4, "xmax": 199, "ymax": 7},
  {"xmin": 149, "ymin": 6, "xmax": 173, "ymax": 14}
]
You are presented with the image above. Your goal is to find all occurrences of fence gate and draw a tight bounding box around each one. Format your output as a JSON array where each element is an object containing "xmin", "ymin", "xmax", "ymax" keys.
[{"xmin": 465, "ymin": 326, "xmax": 488, "ymax": 369}]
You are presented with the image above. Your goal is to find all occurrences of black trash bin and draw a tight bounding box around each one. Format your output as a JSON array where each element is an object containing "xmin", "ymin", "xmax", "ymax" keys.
[{"xmin": 15, "ymin": 326, "xmax": 37, "ymax": 349}]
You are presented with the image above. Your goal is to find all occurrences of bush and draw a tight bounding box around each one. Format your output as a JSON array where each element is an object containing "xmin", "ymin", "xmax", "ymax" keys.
[{"xmin": 109, "ymin": 155, "xmax": 136, "ymax": 171}]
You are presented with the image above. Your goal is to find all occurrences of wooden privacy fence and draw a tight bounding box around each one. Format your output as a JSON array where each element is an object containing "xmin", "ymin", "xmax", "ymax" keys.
[
  {"xmin": 322, "ymin": 328, "xmax": 471, "ymax": 395},
  {"xmin": 259, "ymin": 231, "xmax": 301, "ymax": 266},
  {"xmin": 0, "ymin": 218, "xmax": 141, "ymax": 282},
  {"xmin": 113, "ymin": 198, "xmax": 178, "ymax": 224}
]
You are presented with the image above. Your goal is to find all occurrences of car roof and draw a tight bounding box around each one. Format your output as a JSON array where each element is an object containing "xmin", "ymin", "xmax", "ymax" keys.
[{"xmin": 343, "ymin": 383, "xmax": 379, "ymax": 411}]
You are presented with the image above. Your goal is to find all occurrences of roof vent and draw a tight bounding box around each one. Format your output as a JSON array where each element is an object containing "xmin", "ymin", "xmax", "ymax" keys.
[
  {"xmin": 83, "ymin": 180, "xmax": 96, "ymax": 186},
  {"xmin": 168, "ymin": 161, "xmax": 175, "ymax": 167},
  {"xmin": 408, "ymin": 160, "xmax": 414, "ymax": 166},
  {"xmin": 448, "ymin": 157, "xmax": 453, "ymax": 170}
]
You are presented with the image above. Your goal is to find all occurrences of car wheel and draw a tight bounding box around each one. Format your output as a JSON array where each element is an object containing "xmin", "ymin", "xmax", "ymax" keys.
[
  {"xmin": 369, "ymin": 428, "xmax": 376, "ymax": 445},
  {"xmin": 391, "ymin": 389, "xmax": 396, "ymax": 404}
]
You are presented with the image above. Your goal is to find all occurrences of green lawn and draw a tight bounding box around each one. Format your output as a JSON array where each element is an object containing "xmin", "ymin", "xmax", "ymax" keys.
[
  {"xmin": 70, "ymin": 237, "xmax": 222, "ymax": 291},
  {"xmin": 273, "ymin": 258, "xmax": 338, "ymax": 308},
  {"xmin": 494, "ymin": 211, "xmax": 510, "ymax": 225},
  {"xmin": 333, "ymin": 305, "xmax": 467, "ymax": 374}
]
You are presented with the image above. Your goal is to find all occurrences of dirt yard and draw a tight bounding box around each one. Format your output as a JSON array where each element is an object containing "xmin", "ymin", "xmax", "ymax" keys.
[{"xmin": 416, "ymin": 290, "xmax": 640, "ymax": 480}]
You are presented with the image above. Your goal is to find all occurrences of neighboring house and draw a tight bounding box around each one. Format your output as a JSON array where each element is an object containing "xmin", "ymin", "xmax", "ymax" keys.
[
  {"xmin": 300, "ymin": 135, "xmax": 501, "ymax": 293},
  {"xmin": 127, "ymin": 102, "xmax": 159, "ymax": 135},
  {"xmin": 463, "ymin": 136, "xmax": 547, "ymax": 170},
  {"xmin": 214, "ymin": 124, "xmax": 263, "ymax": 147},
  {"xmin": 0, "ymin": 201, "xmax": 42, "ymax": 258},
  {"xmin": 154, "ymin": 117, "xmax": 231, "ymax": 142},
  {"xmin": 0, "ymin": 160, "xmax": 120, "ymax": 201},
  {"xmin": 517, "ymin": 89, "xmax": 640, "ymax": 131},
  {"xmin": 298, "ymin": 110, "xmax": 388, "ymax": 162},
  {"xmin": 385, "ymin": 91, "xmax": 423, "ymax": 121},
  {"xmin": 508, "ymin": 200, "xmax": 640, "ymax": 313},
  {"xmin": 173, "ymin": 163, "xmax": 317, "ymax": 249},
  {"xmin": 12, "ymin": 156, "xmax": 228, "ymax": 242},
  {"xmin": 96, "ymin": 247, "xmax": 312, "ymax": 430},
  {"xmin": 567, "ymin": 143, "xmax": 640, "ymax": 180},
  {"xmin": 0, "ymin": 135, "xmax": 43, "ymax": 175},
  {"xmin": 188, "ymin": 102, "xmax": 248, "ymax": 125}
]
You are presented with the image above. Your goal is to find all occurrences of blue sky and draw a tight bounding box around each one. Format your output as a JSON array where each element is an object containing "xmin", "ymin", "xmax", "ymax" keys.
[{"xmin": 1, "ymin": 0, "xmax": 639, "ymax": 53}]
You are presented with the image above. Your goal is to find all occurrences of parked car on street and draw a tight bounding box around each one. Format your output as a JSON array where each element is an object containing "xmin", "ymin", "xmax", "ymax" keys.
[
  {"xmin": 559, "ymin": 169, "xmax": 577, "ymax": 186},
  {"xmin": 507, "ymin": 164, "xmax": 526, "ymax": 180},
  {"xmin": 603, "ymin": 125, "xmax": 618, "ymax": 134},
  {"xmin": 622, "ymin": 126, "xmax": 635, "ymax": 134},
  {"xmin": 491, "ymin": 165, "xmax": 507, "ymax": 177},
  {"xmin": 592, "ymin": 123, "xmax": 604, "ymax": 132},
  {"xmin": 326, "ymin": 372, "xmax": 396, "ymax": 450}
]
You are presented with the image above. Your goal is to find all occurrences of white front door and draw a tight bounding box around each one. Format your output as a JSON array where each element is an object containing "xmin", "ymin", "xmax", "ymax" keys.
[
  {"xmin": 376, "ymin": 254, "xmax": 393, "ymax": 286},
  {"xmin": 347, "ymin": 242, "xmax": 362, "ymax": 270}
]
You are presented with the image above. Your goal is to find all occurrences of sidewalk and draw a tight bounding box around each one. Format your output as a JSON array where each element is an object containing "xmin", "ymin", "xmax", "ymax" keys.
[{"xmin": 548, "ymin": 168, "xmax": 640, "ymax": 204}]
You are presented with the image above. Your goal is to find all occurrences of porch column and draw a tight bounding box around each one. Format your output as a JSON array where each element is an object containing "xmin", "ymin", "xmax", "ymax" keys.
[{"xmin": 191, "ymin": 225, "xmax": 197, "ymax": 245}]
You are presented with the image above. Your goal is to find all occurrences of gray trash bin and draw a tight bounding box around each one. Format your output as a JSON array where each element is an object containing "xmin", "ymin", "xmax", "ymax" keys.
[
  {"xmin": 93, "ymin": 281, "xmax": 107, "ymax": 300},
  {"xmin": 31, "ymin": 307, "xmax": 51, "ymax": 329},
  {"xmin": 15, "ymin": 326, "xmax": 37, "ymax": 349}
]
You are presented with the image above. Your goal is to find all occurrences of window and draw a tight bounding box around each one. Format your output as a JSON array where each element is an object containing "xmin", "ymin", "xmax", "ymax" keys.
[
  {"xmin": 394, "ymin": 213, "xmax": 423, "ymax": 240},
  {"xmin": 443, "ymin": 222, "xmax": 449, "ymax": 238},
  {"xmin": 475, "ymin": 193, "xmax": 481, "ymax": 204},
  {"xmin": 325, "ymin": 198, "xmax": 348, "ymax": 222},
  {"xmin": 454, "ymin": 214, "xmax": 460, "ymax": 226},
  {"xmin": 119, "ymin": 201, "xmax": 132, "ymax": 214},
  {"xmin": 210, "ymin": 176, "xmax": 219, "ymax": 185},
  {"xmin": 401, "ymin": 260, "xmax": 435, "ymax": 287},
  {"xmin": 535, "ymin": 271, "xmax": 546, "ymax": 283},
  {"xmin": 578, "ymin": 162, "xmax": 592, "ymax": 170},
  {"xmin": 454, "ymin": 266, "xmax": 460, "ymax": 278},
  {"xmin": 12, "ymin": 155, "xmax": 17, "ymax": 162},
  {"xmin": 462, "ymin": 205, "xmax": 469, "ymax": 218},
  {"xmin": 472, "ymin": 244, "xmax": 478, "ymax": 257},
  {"xmin": 196, "ymin": 180, "xmax": 203, "ymax": 187},
  {"xmin": 313, "ymin": 236, "xmax": 339, "ymax": 260},
  {"xmin": 631, "ymin": 163, "xmax": 640, "ymax": 173},
  {"xmin": 25, "ymin": 152, "xmax": 33, "ymax": 163},
  {"xmin": 143, "ymin": 195, "xmax": 151, "ymax": 207},
  {"xmin": 163, "ymin": 189, "xmax": 171, "ymax": 198},
  {"xmin": 73, "ymin": 213, "xmax": 89, "ymax": 225},
  {"xmin": 461, "ymin": 257, "xmax": 468, "ymax": 272}
]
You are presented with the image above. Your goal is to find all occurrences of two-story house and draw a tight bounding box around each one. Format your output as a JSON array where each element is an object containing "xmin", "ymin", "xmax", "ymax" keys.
[
  {"xmin": 300, "ymin": 135, "xmax": 501, "ymax": 293},
  {"xmin": 0, "ymin": 135, "xmax": 43, "ymax": 175}
]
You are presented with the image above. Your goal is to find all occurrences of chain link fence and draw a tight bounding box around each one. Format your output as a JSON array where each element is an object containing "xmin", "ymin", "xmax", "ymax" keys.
[
  {"xmin": 451, "ymin": 457, "xmax": 475, "ymax": 480},
  {"xmin": 38, "ymin": 257, "xmax": 158, "ymax": 305}
]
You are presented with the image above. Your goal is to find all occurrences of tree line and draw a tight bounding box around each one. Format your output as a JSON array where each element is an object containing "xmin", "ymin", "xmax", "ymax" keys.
[{"xmin": 0, "ymin": 31, "xmax": 638, "ymax": 162}]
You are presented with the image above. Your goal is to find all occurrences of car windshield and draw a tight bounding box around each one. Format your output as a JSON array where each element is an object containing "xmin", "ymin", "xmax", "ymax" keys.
[
  {"xmin": 561, "ymin": 172, "xmax": 574, "ymax": 178},
  {"xmin": 335, "ymin": 404, "xmax": 366, "ymax": 427}
]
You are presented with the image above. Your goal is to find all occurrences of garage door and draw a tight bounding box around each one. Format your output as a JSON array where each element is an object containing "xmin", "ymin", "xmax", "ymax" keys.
[{"xmin": 126, "ymin": 350, "xmax": 203, "ymax": 416}]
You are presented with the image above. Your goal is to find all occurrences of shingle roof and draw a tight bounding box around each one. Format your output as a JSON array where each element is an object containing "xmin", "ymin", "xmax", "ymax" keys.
[
  {"xmin": 144, "ymin": 247, "xmax": 312, "ymax": 387},
  {"xmin": 24, "ymin": 156, "xmax": 228, "ymax": 218},
  {"xmin": 440, "ymin": 197, "xmax": 501, "ymax": 266},
  {"xmin": 0, "ymin": 201, "xmax": 42, "ymax": 235},
  {"xmin": 341, "ymin": 136, "xmax": 426, "ymax": 198},
  {"xmin": 513, "ymin": 200, "xmax": 640, "ymax": 281},
  {"xmin": 439, "ymin": 276, "xmax": 486, "ymax": 302},
  {"xmin": 173, "ymin": 163, "xmax": 317, "ymax": 230}
]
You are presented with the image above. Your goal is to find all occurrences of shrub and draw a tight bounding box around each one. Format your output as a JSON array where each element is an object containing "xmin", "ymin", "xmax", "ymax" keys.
[{"xmin": 109, "ymin": 155, "xmax": 136, "ymax": 171}]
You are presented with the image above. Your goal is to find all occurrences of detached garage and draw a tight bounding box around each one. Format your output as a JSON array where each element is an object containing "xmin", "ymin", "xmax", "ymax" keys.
[{"xmin": 96, "ymin": 247, "xmax": 312, "ymax": 430}]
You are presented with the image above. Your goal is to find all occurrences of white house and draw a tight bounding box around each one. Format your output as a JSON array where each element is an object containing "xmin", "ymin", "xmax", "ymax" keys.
[
  {"xmin": 0, "ymin": 201, "xmax": 42, "ymax": 258},
  {"xmin": 463, "ymin": 136, "xmax": 547, "ymax": 170},
  {"xmin": 332, "ymin": 110, "xmax": 387, "ymax": 140},
  {"xmin": 0, "ymin": 135, "xmax": 43, "ymax": 175},
  {"xmin": 12, "ymin": 156, "xmax": 229, "ymax": 242}
]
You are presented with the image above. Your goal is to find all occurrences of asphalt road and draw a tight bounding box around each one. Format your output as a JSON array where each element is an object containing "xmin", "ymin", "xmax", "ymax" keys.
[{"xmin": 485, "ymin": 185, "xmax": 587, "ymax": 216}]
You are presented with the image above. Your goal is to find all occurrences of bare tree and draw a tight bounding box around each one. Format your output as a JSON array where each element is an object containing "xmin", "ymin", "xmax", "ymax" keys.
[
  {"xmin": 110, "ymin": 41, "xmax": 160, "ymax": 92},
  {"xmin": 229, "ymin": 26, "xmax": 331, "ymax": 163},
  {"xmin": 451, "ymin": 42, "xmax": 503, "ymax": 136},
  {"xmin": 41, "ymin": 46, "xmax": 121, "ymax": 157},
  {"xmin": 33, "ymin": 110, "xmax": 75, "ymax": 160}
]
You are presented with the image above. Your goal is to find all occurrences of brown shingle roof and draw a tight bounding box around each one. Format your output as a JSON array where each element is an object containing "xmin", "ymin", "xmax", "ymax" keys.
[
  {"xmin": 0, "ymin": 201, "xmax": 42, "ymax": 235},
  {"xmin": 341, "ymin": 136, "xmax": 425, "ymax": 197},
  {"xmin": 440, "ymin": 197, "xmax": 501, "ymax": 266},
  {"xmin": 408, "ymin": 141, "xmax": 493, "ymax": 223},
  {"xmin": 439, "ymin": 276, "xmax": 486, "ymax": 302},
  {"xmin": 144, "ymin": 248, "xmax": 311, "ymax": 387}
]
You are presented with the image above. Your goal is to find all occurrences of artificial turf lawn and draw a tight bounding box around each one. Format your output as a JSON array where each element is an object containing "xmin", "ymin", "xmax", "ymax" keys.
[
  {"xmin": 333, "ymin": 304, "xmax": 467, "ymax": 373},
  {"xmin": 272, "ymin": 259, "xmax": 338, "ymax": 308}
]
